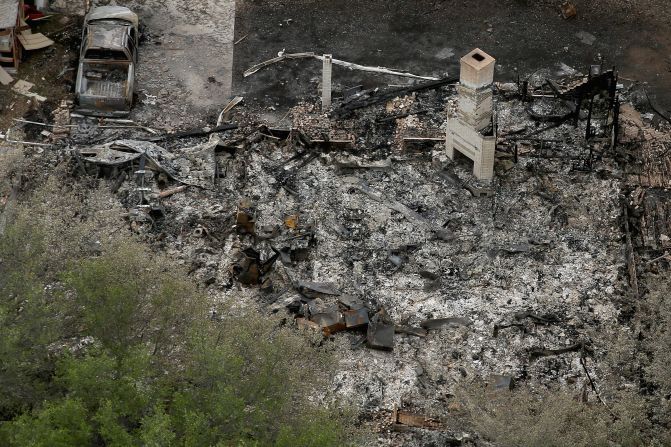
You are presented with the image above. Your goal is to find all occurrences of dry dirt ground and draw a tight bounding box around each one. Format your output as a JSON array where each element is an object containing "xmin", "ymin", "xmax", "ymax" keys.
[
  {"xmin": 1, "ymin": 1, "xmax": 671, "ymax": 446},
  {"xmin": 233, "ymin": 0, "xmax": 671, "ymax": 114},
  {"xmin": 3, "ymin": 0, "xmax": 671, "ymax": 125}
]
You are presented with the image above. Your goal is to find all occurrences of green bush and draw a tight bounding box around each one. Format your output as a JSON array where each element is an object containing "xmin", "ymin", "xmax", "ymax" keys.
[
  {"xmin": 3, "ymin": 312, "xmax": 347, "ymax": 446},
  {"xmin": 63, "ymin": 241, "xmax": 204, "ymax": 358},
  {"xmin": 0, "ymin": 215, "xmax": 60, "ymax": 417},
  {"xmin": 8, "ymin": 398, "xmax": 94, "ymax": 447},
  {"xmin": 0, "ymin": 185, "xmax": 350, "ymax": 446}
]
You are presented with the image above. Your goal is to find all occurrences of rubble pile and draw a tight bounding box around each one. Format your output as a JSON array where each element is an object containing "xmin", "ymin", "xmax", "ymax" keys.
[
  {"xmin": 37, "ymin": 61, "xmax": 655, "ymax": 445},
  {"xmin": 2, "ymin": 0, "xmax": 671, "ymax": 444}
]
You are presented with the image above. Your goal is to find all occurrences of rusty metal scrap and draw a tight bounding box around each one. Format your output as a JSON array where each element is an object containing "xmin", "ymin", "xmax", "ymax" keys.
[
  {"xmin": 284, "ymin": 214, "xmax": 299, "ymax": 229},
  {"xmin": 343, "ymin": 308, "xmax": 369, "ymax": 329},
  {"xmin": 367, "ymin": 312, "xmax": 394, "ymax": 351},
  {"xmin": 391, "ymin": 405, "xmax": 443, "ymax": 430},
  {"xmin": 295, "ymin": 317, "xmax": 320, "ymax": 332},
  {"xmin": 231, "ymin": 247, "xmax": 278, "ymax": 286},
  {"xmin": 560, "ymin": 1, "xmax": 577, "ymax": 19},
  {"xmin": 297, "ymin": 281, "xmax": 341, "ymax": 297},
  {"xmin": 311, "ymin": 311, "xmax": 347, "ymax": 336},
  {"xmin": 232, "ymin": 248, "xmax": 261, "ymax": 285},
  {"xmin": 235, "ymin": 201, "xmax": 256, "ymax": 235}
]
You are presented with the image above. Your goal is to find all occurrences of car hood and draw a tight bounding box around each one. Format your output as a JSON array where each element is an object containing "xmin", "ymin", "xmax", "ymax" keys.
[
  {"xmin": 86, "ymin": 6, "xmax": 139, "ymax": 29},
  {"xmin": 86, "ymin": 21, "xmax": 130, "ymax": 50}
]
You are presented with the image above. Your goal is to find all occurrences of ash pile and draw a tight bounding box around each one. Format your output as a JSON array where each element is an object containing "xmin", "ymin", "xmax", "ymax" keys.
[{"xmin": 15, "ymin": 54, "xmax": 668, "ymax": 445}]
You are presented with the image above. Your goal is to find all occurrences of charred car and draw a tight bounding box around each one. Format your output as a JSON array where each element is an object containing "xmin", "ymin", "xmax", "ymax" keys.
[{"xmin": 75, "ymin": 6, "xmax": 139, "ymax": 117}]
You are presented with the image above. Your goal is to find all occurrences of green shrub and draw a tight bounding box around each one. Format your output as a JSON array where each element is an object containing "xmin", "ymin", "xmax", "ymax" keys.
[
  {"xmin": 8, "ymin": 398, "xmax": 93, "ymax": 447},
  {"xmin": 63, "ymin": 240, "xmax": 205, "ymax": 358},
  {"xmin": 0, "ymin": 185, "xmax": 350, "ymax": 446},
  {"xmin": 0, "ymin": 215, "xmax": 59, "ymax": 417}
]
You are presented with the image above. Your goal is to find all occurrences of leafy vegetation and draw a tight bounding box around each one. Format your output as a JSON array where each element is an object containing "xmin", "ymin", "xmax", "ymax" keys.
[{"xmin": 0, "ymin": 179, "xmax": 349, "ymax": 446}]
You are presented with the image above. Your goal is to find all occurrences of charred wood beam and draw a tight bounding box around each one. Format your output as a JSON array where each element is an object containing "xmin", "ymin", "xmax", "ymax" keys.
[
  {"xmin": 391, "ymin": 404, "xmax": 444, "ymax": 431},
  {"xmin": 144, "ymin": 123, "xmax": 238, "ymax": 142},
  {"xmin": 521, "ymin": 80, "xmax": 529, "ymax": 101},
  {"xmin": 493, "ymin": 311, "xmax": 559, "ymax": 337},
  {"xmin": 608, "ymin": 70, "xmax": 618, "ymax": 110},
  {"xmin": 394, "ymin": 325, "xmax": 428, "ymax": 337},
  {"xmin": 585, "ymin": 95, "xmax": 595, "ymax": 140},
  {"xmin": 72, "ymin": 149, "xmax": 88, "ymax": 176},
  {"xmin": 529, "ymin": 342, "xmax": 593, "ymax": 360},
  {"xmin": 623, "ymin": 203, "xmax": 640, "ymax": 299},
  {"xmin": 158, "ymin": 185, "xmax": 189, "ymax": 199},
  {"xmin": 522, "ymin": 119, "xmax": 570, "ymax": 139},
  {"xmin": 564, "ymin": 70, "xmax": 616, "ymax": 100},
  {"xmin": 504, "ymin": 137, "xmax": 564, "ymax": 142},
  {"xmin": 545, "ymin": 79, "xmax": 562, "ymax": 98},
  {"xmin": 352, "ymin": 179, "xmax": 451, "ymax": 239},
  {"xmin": 110, "ymin": 170, "xmax": 127, "ymax": 193},
  {"xmin": 513, "ymin": 311, "xmax": 559, "ymax": 324},
  {"xmin": 612, "ymin": 97, "xmax": 620, "ymax": 150},
  {"xmin": 580, "ymin": 356, "xmax": 614, "ymax": 414},
  {"xmin": 334, "ymin": 77, "xmax": 458, "ymax": 117}
]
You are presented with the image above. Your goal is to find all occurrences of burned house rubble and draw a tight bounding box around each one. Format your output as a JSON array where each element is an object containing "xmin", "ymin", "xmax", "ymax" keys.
[
  {"xmin": 4, "ymin": 61, "xmax": 666, "ymax": 444},
  {"xmin": 53, "ymin": 62, "xmax": 649, "ymax": 442},
  {"xmin": 2, "ymin": 1, "xmax": 671, "ymax": 445}
]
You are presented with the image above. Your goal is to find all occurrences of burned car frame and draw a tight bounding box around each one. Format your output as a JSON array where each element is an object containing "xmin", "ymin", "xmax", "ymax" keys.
[{"xmin": 74, "ymin": 6, "xmax": 139, "ymax": 117}]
